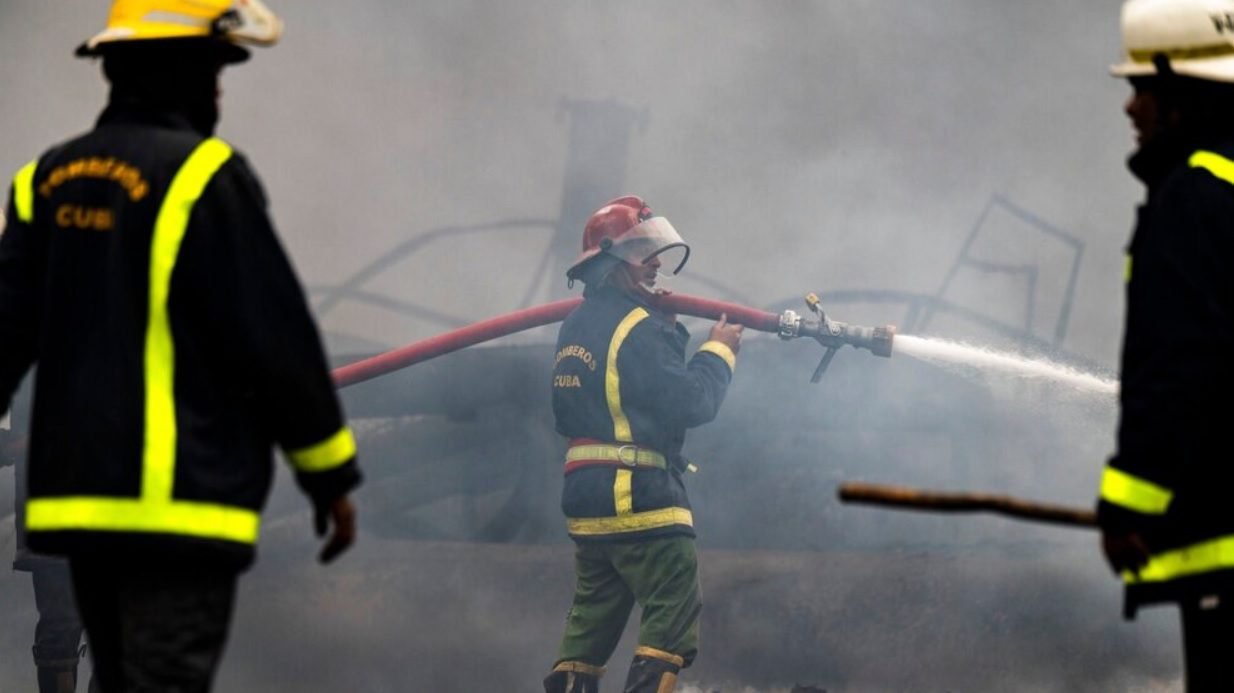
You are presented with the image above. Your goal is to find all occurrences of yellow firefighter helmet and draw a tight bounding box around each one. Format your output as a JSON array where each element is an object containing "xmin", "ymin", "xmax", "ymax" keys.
[
  {"xmin": 1111, "ymin": 0, "xmax": 1234, "ymax": 83},
  {"xmin": 76, "ymin": 0, "xmax": 282, "ymax": 60}
]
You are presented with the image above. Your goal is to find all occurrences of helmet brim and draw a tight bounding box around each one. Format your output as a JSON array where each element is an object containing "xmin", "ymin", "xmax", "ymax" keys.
[
  {"xmin": 566, "ymin": 251, "xmax": 623, "ymax": 285},
  {"xmin": 1110, "ymin": 59, "xmax": 1158, "ymax": 78},
  {"xmin": 566, "ymin": 247, "xmax": 604, "ymax": 280},
  {"xmin": 1111, "ymin": 55, "xmax": 1234, "ymax": 83},
  {"xmin": 76, "ymin": 35, "xmax": 251, "ymax": 64}
]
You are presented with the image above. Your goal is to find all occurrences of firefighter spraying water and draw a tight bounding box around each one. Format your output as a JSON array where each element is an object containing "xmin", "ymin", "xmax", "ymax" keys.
[{"xmin": 327, "ymin": 197, "xmax": 899, "ymax": 693}]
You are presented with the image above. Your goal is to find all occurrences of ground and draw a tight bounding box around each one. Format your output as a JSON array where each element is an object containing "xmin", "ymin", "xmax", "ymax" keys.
[{"xmin": 2, "ymin": 502, "xmax": 1178, "ymax": 692}]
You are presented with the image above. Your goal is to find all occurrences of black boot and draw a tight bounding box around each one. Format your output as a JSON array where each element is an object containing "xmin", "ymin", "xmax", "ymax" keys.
[
  {"xmin": 622, "ymin": 648, "xmax": 683, "ymax": 693},
  {"xmin": 36, "ymin": 665, "xmax": 77, "ymax": 693},
  {"xmin": 544, "ymin": 661, "xmax": 603, "ymax": 693}
]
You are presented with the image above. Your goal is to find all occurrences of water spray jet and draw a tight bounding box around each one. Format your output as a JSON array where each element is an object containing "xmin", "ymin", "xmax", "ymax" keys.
[{"xmin": 894, "ymin": 335, "xmax": 1117, "ymax": 395}]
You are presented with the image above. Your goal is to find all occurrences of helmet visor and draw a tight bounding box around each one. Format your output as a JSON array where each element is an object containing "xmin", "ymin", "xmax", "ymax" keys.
[{"xmin": 606, "ymin": 216, "xmax": 690, "ymax": 275}]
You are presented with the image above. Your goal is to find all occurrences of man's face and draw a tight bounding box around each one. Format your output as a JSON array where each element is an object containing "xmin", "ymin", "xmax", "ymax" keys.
[
  {"xmin": 613, "ymin": 254, "xmax": 662, "ymax": 293},
  {"xmin": 1125, "ymin": 77, "xmax": 1176, "ymax": 147}
]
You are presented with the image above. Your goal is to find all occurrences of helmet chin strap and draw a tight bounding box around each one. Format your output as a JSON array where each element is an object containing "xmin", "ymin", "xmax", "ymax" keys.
[{"xmin": 1152, "ymin": 53, "xmax": 1174, "ymax": 77}]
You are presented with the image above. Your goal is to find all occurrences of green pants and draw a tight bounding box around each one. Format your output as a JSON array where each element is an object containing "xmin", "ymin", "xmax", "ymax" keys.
[{"xmin": 555, "ymin": 535, "xmax": 701, "ymax": 670}]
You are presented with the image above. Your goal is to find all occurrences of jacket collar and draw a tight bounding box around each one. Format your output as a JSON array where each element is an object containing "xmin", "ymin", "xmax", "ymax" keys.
[
  {"xmin": 1128, "ymin": 130, "xmax": 1234, "ymax": 191},
  {"xmin": 582, "ymin": 283, "xmax": 675, "ymax": 321},
  {"xmin": 95, "ymin": 101, "xmax": 209, "ymax": 136}
]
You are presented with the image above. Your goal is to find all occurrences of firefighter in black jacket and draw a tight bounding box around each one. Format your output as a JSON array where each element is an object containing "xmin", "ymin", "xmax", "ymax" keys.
[
  {"xmin": 543, "ymin": 196, "xmax": 743, "ymax": 693},
  {"xmin": 1099, "ymin": 1, "xmax": 1234, "ymax": 690},
  {"xmin": 0, "ymin": 2, "xmax": 361, "ymax": 690}
]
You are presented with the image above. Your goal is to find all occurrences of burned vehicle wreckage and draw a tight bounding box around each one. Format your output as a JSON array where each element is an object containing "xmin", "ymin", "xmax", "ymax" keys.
[{"xmin": 242, "ymin": 167, "xmax": 1162, "ymax": 690}]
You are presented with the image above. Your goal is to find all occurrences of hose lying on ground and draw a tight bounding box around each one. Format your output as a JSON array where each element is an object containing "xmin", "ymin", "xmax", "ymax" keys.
[{"xmin": 837, "ymin": 481, "xmax": 1097, "ymax": 529}]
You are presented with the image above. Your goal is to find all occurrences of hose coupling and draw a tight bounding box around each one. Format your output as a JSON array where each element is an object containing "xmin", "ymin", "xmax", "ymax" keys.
[{"xmin": 778, "ymin": 309, "xmax": 803, "ymax": 339}]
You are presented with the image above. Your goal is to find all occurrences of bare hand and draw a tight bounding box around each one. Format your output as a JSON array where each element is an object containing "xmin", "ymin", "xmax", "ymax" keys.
[
  {"xmin": 314, "ymin": 495, "xmax": 357, "ymax": 564},
  {"xmin": 708, "ymin": 313, "xmax": 744, "ymax": 354},
  {"xmin": 1101, "ymin": 531, "xmax": 1151, "ymax": 576}
]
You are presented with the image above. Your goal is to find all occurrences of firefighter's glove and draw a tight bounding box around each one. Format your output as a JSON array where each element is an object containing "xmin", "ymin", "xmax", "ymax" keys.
[
  {"xmin": 1101, "ymin": 531, "xmax": 1151, "ymax": 577},
  {"xmin": 314, "ymin": 494, "xmax": 357, "ymax": 564}
]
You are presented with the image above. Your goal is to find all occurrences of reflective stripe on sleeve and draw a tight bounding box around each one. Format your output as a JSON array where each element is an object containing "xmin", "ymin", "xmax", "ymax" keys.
[
  {"xmin": 12, "ymin": 160, "xmax": 37, "ymax": 223},
  {"xmin": 286, "ymin": 426, "xmax": 357, "ymax": 472},
  {"xmin": 1100, "ymin": 466, "xmax": 1173, "ymax": 515},
  {"xmin": 1124, "ymin": 534, "xmax": 1234, "ymax": 585},
  {"xmin": 606, "ymin": 307, "xmax": 649, "ymax": 442},
  {"xmin": 697, "ymin": 340, "xmax": 736, "ymax": 371}
]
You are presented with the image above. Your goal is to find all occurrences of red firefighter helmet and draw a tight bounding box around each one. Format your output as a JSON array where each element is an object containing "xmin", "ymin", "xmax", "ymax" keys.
[{"xmin": 566, "ymin": 195, "xmax": 690, "ymax": 282}]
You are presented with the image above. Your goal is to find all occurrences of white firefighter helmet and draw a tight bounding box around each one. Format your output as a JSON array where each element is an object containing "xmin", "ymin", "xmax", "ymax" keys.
[
  {"xmin": 1111, "ymin": 0, "xmax": 1234, "ymax": 83},
  {"xmin": 76, "ymin": 0, "xmax": 282, "ymax": 62}
]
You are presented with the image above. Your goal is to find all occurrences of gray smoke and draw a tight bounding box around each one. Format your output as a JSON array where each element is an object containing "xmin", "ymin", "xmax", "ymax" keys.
[{"xmin": 0, "ymin": 1, "xmax": 1180, "ymax": 691}]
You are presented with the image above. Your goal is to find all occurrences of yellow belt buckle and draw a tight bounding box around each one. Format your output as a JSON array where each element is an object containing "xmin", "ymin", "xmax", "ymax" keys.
[{"xmin": 616, "ymin": 445, "xmax": 639, "ymax": 467}]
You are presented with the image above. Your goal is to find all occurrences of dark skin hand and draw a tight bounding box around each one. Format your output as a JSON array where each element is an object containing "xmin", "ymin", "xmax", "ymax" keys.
[
  {"xmin": 315, "ymin": 495, "xmax": 357, "ymax": 564},
  {"xmin": 1101, "ymin": 531, "xmax": 1151, "ymax": 576},
  {"xmin": 708, "ymin": 313, "xmax": 744, "ymax": 354}
]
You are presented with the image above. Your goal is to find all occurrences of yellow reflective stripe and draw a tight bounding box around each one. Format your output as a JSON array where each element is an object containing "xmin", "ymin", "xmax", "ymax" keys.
[
  {"xmin": 12, "ymin": 160, "xmax": 37, "ymax": 223},
  {"xmin": 144, "ymin": 138, "xmax": 232, "ymax": 500},
  {"xmin": 697, "ymin": 340, "xmax": 736, "ymax": 372},
  {"xmin": 634, "ymin": 646, "xmax": 685, "ymax": 668},
  {"xmin": 26, "ymin": 497, "xmax": 259, "ymax": 544},
  {"xmin": 606, "ymin": 307, "xmax": 649, "ymax": 442},
  {"xmin": 1124, "ymin": 254, "xmax": 1133, "ymax": 284},
  {"xmin": 567, "ymin": 507, "xmax": 693, "ymax": 536},
  {"xmin": 1124, "ymin": 534, "xmax": 1234, "ymax": 585},
  {"xmin": 564, "ymin": 444, "xmax": 667, "ymax": 469},
  {"xmin": 553, "ymin": 661, "xmax": 606, "ymax": 677},
  {"xmin": 1190, "ymin": 150, "xmax": 1234, "ymax": 186},
  {"xmin": 1100, "ymin": 467, "xmax": 1173, "ymax": 515},
  {"xmin": 287, "ymin": 426, "xmax": 356, "ymax": 472},
  {"xmin": 614, "ymin": 469, "xmax": 634, "ymax": 515}
]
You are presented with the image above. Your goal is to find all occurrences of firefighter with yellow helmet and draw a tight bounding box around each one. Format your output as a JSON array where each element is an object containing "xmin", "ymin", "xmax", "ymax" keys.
[
  {"xmin": 1099, "ymin": 0, "xmax": 1234, "ymax": 689},
  {"xmin": 1, "ymin": 1, "xmax": 360, "ymax": 690}
]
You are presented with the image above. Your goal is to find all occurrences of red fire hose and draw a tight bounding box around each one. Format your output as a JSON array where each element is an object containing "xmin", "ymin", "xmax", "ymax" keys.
[{"xmin": 332, "ymin": 293, "xmax": 781, "ymax": 388}]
